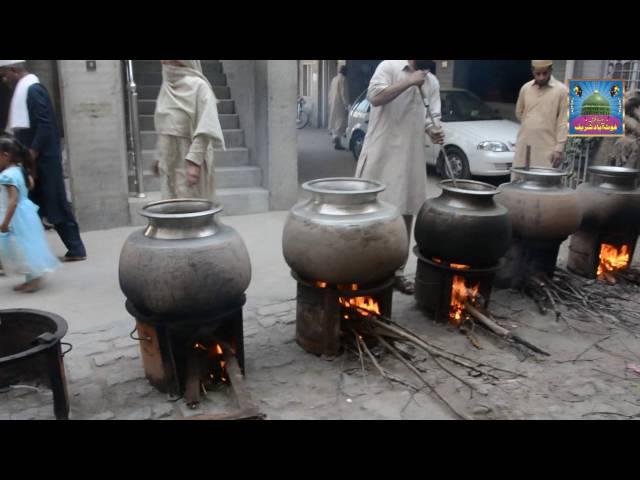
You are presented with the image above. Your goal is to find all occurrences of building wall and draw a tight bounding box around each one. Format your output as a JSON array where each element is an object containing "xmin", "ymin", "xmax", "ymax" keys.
[
  {"xmin": 254, "ymin": 60, "xmax": 298, "ymax": 210},
  {"xmin": 57, "ymin": 60, "xmax": 130, "ymax": 231},
  {"xmin": 221, "ymin": 60, "xmax": 257, "ymax": 164}
]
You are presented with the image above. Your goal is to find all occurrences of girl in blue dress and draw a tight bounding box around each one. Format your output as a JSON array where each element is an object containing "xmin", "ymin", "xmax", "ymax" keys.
[{"xmin": 0, "ymin": 136, "xmax": 60, "ymax": 292}]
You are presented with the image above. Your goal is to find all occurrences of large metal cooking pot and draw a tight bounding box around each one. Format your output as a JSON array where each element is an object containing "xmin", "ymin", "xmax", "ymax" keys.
[
  {"xmin": 119, "ymin": 199, "xmax": 251, "ymax": 316},
  {"xmin": 497, "ymin": 167, "xmax": 582, "ymax": 241},
  {"xmin": 282, "ymin": 178, "xmax": 408, "ymax": 285},
  {"xmin": 414, "ymin": 179, "xmax": 512, "ymax": 267}
]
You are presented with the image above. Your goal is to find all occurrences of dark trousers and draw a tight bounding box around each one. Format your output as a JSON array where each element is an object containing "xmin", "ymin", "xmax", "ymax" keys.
[{"xmin": 54, "ymin": 217, "xmax": 86, "ymax": 258}]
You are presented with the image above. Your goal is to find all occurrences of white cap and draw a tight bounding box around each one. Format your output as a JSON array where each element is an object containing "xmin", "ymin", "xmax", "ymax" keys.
[{"xmin": 0, "ymin": 60, "xmax": 25, "ymax": 67}]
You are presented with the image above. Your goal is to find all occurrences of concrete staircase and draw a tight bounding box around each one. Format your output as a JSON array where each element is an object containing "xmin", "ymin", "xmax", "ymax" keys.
[{"xmin": 128, "ymin": 60, "xmax": 269, "ymax": 224}]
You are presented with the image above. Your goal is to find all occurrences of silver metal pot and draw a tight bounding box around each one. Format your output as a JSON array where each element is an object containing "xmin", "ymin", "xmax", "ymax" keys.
[
  {"xmin": 282, "ymin": 178, "xmax": 408, "ymax": 285},
  {"xmin": 497, "ymin": 167, "xmax": 582, "ymax": 241},
  {"xmin": 119, "ymin": 199, "xmax": 251, "ymax": 316}
]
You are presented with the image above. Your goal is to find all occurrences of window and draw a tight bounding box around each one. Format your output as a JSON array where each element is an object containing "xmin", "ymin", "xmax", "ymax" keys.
[
  {"xmin": 606, "ymin": 60, "xmax": 640, "ymax": 92},
  {"xmin": 356, "ymin": 99, "xmax": 370, "ymax": 113},
  {"xmin": 440, "ymin": 90, "xmax": 502, "ymax": 122}
]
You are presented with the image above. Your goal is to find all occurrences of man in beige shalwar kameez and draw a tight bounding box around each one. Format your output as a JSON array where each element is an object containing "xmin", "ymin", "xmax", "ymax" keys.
[
  {"xmin": 514, "ymin": 60, "xmax": 569, "ymax": 173},
  {"xmin": 328, "ymin": 65, "xmax": 350, "ymax": 150},
  {"xmin": 355, "ymin": 60, "xmax": 444, "ymax": 294},
  {"xmin": 154, "ymin": 60, "xmax": 225, "ymax": 201}
]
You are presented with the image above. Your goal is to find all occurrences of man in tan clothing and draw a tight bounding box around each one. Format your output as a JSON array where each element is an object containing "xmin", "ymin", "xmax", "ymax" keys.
[
  {"xmin": 514, "ymin": 60, "xmax": 569, "ymax": 171},
  {"xmin": 328, "ymin": 65, "xmax": 350, "ymax": 150}
]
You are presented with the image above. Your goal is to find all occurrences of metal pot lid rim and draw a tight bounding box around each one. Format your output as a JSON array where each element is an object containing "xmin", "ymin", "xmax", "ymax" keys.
[
  {"xmin": 140, "ymin": 198, "xmax": 224, "ymax": 219},
  {"xmin": 440, "ymin": 179, "xmax": 498, "ymax": 196},
  {"xmin": 302, "ymin": 177, "xmax": 385, "ymax": 195},
  {"xmin": 510, "ymin": 167, "xmax": 567, "ymax": 177},
  {"xmin": 588, "ymin": 166, "xmax": 640, "ymax": 176}
]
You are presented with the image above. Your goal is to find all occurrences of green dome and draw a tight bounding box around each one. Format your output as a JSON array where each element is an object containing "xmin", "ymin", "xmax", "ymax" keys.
[{"xmin": 581, "ymin": 91, "xmax": 611, "ymax": 115}]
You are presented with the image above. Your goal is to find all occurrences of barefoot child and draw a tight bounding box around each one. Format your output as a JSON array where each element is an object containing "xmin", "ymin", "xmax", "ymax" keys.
[{"xmin": 0, "ymin": 136, "xmax": 60, "ymax": 292}]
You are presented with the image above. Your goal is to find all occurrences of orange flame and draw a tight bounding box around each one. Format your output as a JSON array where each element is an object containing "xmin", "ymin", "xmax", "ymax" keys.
[
  {"xmin": 431, "ymin": 257, "xmax": 471, "ymax": 270},
  {"xmin": 215, "ymin": 344, "xmax": 223, "ymax": 355},
  {"xmin": 339, "ymin": 295, "xmax": 381, "ymax": 316},
  {"xmin": 450, "ymin": 263, "xmax": 471, "ymax": 270},
  {"xmin": 449, "ymin": 275, "xmax": 480, "ymax": 326},
  {"xmin": 315, "ymin": 281, "xmax": 328, "ymax": 289},
  {"xmin": 597, "ymin": 244, "xmax": 630, "ymax": 278}
]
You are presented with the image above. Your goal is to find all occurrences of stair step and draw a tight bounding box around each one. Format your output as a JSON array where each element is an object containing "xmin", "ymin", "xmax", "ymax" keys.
[
  {"xmin": 128, "ymin": 187, "xmax": 269, "ymax": 224},
  {"xmin": 138, "ymin": 114, "xmax": 239, "ymax": 131},
  {"xmin": 129, "ymin": 166, "xmax": 262, "ymax": 192},
  {"xmin": 142, "ymin": 147, "xmax": 250, "ymax": 168},
  {"xmin": 133, "ymin": 71, "xmax": 227, "ymax": 86},
  {"xmin": 137, "ymin": 85, "xmax": 231, "ymax": 100},
  {"xmin": 138, "ymin": 98, "xmax": 235, "ymax": 115},
  {"xmin": 133, "ymin": 60, "xmax": 223, "ymax": 74},
  {"xmin": 216, "ymin": 187, "xmax": 270, "ymax": 216},
  {"xmin": 139, "ymin": 129, "xmax": 244, "ymax": 150}
]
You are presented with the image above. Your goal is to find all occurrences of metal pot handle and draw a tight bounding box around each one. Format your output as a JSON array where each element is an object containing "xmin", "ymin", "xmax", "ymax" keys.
[
  {"xmin": 130, "ymin": 326, "xmax": 151, "ymax": 342},
  {"xmin": 61, "ymin": 342, "xmax": 73, "ymax": 357}
]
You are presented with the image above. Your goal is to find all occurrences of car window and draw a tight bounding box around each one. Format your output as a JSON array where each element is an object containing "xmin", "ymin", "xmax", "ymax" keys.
[
  {"xmin": 441, "ymin": 91, "xmax": 502, "ymax": 122},
  {"xmin": 356, "ymin": 99, "xmax": 370, "ymax": 113}
]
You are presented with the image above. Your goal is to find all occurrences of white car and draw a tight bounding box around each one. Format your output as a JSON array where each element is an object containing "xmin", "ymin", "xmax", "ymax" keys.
[{"xmin": 346, "ymin": 88, "xmax": 519, "ymax": 178}]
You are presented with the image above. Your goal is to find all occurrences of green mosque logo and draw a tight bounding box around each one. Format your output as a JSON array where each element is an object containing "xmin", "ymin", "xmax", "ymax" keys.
[{"xmin": 579, "ymin": 90, "xmax": 611, "ymax": 116}]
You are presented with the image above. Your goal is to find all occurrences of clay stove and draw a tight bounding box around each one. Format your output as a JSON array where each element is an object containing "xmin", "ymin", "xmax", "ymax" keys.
[
  {"xmin": 414, "ymin": 249, "xmax": 500, "ymax": 325},
  {"xmin": 127, "ymin": 297, "xmax": 245, "ymax": 407},
  {"xmin": 292, "ymin": 272, "xmax": 394, "ymax": 357},
  {"xmin": 568, "ymin": 166, "xmax": 640, "ymax": 280},
  {"xmin": 0, "ymin": 309, "xmax": 71, "ymax": 420}
]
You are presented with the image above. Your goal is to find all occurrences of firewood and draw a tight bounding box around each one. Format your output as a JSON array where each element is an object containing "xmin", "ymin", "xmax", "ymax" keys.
[
  {"xmin": 351, "ymin": 305, "xmax": 527, "ymax": 378},
  {"xmin": 465, "ymin": 302, "xmax": 550, "ymax": 356},
  {"xmin": 374, "ymin": 334, "xmax": 472, "ymax": 420}
]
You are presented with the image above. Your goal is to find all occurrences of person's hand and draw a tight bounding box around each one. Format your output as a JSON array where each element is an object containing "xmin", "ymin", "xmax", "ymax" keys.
[
  {"xmin": 185, "ymin": 160, "xmax": 201, "ymax": 186},
  {"xmin": 407, "ymin": 70, "xmax": 427, "ymax": 87},
  {"xmin": 0, "ymin": 223, "xmax": 9, "ymax": 233},
  {"xmin": 153, "ymin": 160, "xmax": 160, "ymax": 177},
  {"xmin": 426, "ymin": 126, "xmax": 445, "ymax": 145},
  {"xmin": 551, "ymin": 151, "xmax": 563, "ymax": 168},
  {"xmin": 27, "ymin": 175, "xmax": 35, "ymax": 191}
]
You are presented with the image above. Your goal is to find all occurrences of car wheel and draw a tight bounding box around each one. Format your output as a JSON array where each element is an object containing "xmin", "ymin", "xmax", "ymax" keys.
[
  {"xmin": 438, "ymin": 146, "xmax": 471, "ymax": 179},
  {"xmin": 350, "ymin": 131, "xmax": 365, "ymax": 160}
]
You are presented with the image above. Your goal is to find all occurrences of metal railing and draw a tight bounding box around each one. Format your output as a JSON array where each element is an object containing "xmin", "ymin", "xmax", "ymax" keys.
[{"xmin": 124, "ymin": 60, "xmax": 145, "ymax": 198}]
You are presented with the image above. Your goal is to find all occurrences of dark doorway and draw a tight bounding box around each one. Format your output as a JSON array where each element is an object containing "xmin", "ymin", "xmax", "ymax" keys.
[
  {"xmin": 345, "ymin": 60, "xmax": 382, "ymax": 104},
  {"xmin": 0, "ymin": 82, "xmax": 11, "ymax": 132},
  {"xmin": 454, "ymin": 60, "xmax": 531, "ymax": 103}
]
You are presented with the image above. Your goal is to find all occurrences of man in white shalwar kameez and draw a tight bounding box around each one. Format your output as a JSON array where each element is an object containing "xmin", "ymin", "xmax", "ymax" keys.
[
  {"xmin": 328, "ymin": 65, "xmax": 350, "ymax": 150},
  {"xmin": 355, "ymin": 60, "xmax": 444, "ymax": 294}
]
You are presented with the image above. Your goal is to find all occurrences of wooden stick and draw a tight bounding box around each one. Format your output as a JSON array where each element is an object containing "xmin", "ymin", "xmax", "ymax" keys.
[
  {"xmin": 352, "ymin": 329, "xmax": 368, "ymax": 385},
  {"xmin": 465, "ymin": 303, "xmax": 550, "ymax": 356},
  {"xmin": 573, "ymin": 335, "xmax": 611, "ymax": 364},
  {"xmin": 353, "ymin": 330, "xmax": 393, "ymax": 387},
  {"xmin": 366, "ymin": 315, "xmax": 498, "ymax": 380},
  {"xmin": 350, "ymin": 306, "xmax": 527, "ymax": 378},
  {"xmin": 375, "ymin": 334, "xmax": 472, "ymax": 420}
]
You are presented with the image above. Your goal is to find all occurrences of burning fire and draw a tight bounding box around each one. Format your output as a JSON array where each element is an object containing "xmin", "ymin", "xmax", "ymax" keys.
[
  {"xmin": 339, "ymin": 295, "xmax": 381, "ymax": 316},
  {"xmin": 597, "ymin": 243, "xmax": 630, "ymax": 278},
  {"xmin": 432, "ymin": 257, "xmax": 471, "ymax": 270},
  {"xmin": 449, "ymin": 274, "xmax": 480, "ymax": 326},
  {"xmin": 193, "ymin": 342, "xmax": 228, "ymax": 384}
]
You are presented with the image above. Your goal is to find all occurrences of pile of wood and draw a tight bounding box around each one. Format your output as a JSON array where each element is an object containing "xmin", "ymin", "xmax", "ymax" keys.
[
  {"xmin": 523, "ymin": 267, "xmax": 640, "ymax": 335},
  {"xmin": 342, "ymin": 306, "xmax": 534, "ymax": 420}
]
